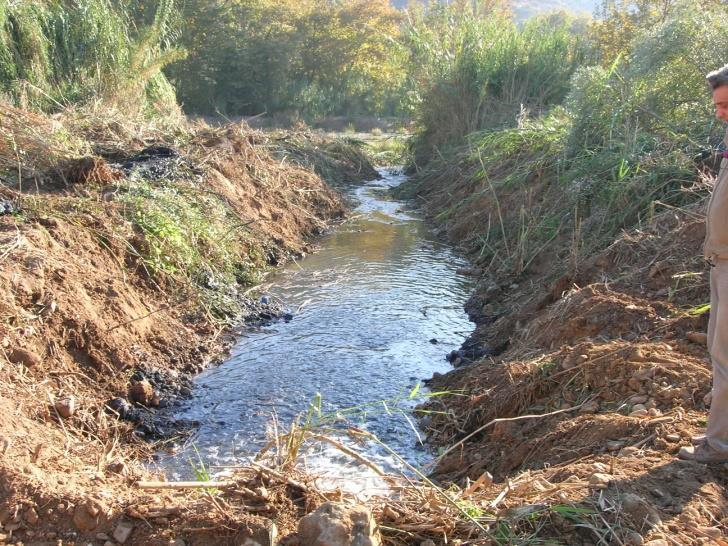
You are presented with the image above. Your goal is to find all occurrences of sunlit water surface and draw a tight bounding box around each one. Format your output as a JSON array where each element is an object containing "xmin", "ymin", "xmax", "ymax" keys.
[{"xmin": 158, "ymin": 170, "xmax": 474, "ymax": 496}]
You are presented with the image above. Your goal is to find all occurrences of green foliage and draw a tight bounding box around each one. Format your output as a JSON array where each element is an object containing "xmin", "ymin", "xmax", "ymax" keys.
[
  {"xmin": 403, "ymin": 0, "xmax": 728, "ymax": 280},
  {"xmin": 402, "ymin": 2, "xmax": 586, "ymax": 165},
  {"xmin": 167, "ymin": 0, "xmax": 405, "ymax": 119},
  {"xmin": 0, "ymin": 0, "xmax": 184, "ymax": 114},
  {"xmin": 120, "ymin": 175, "xmax": 266, "ymax": 319}
]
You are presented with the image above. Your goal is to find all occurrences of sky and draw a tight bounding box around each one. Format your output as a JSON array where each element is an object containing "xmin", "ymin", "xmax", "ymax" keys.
[{"xmin": 389, "ymin": 0, "xmax": 598, "ymax": 20}]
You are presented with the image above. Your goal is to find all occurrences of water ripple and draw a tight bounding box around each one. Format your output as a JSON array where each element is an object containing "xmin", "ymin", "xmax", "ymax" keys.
[{"xmin": 160, "ymin": 169, "xmax": 474, "ymax": 482}]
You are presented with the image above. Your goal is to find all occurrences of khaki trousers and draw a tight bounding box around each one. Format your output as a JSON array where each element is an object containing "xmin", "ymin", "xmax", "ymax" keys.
[{"xmin": 707, "ymin": 259, "xmax": 728, "ymax": 453}]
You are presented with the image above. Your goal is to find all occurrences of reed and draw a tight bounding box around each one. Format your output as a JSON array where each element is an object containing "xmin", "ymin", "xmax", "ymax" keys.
[{"xmin": 0, "ymin": 0, "xmax": 182, "ymax": 114}]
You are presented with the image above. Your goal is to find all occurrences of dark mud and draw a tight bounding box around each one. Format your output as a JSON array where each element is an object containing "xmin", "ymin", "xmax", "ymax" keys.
[{"xmin": 106, "ymin": 296, "xmax": 297, "ymax": 441}]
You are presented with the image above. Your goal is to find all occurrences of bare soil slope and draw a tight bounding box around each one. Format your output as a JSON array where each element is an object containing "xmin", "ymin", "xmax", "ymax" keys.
[
  {"xmin": 409, "ymin": 165, "xmax": 727, "ymax": 543},
  {"xmin": 0, "ymin": 105, "xmax": 379, "ymax": 545}
]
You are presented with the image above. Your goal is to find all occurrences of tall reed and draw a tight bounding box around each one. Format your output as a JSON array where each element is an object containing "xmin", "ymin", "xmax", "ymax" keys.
[{"xmin": 0, "ymin": 0, "xmax": 182, "ymax": 114}]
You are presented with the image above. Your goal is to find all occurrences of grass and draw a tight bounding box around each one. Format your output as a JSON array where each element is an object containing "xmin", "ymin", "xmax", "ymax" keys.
[
  {"xmin": 118, "ymin": 175, "xmax": 266, "ymax": 319},
  {"xmin": 0, "ymin": 0, "xmax": 182, "ymax": 114},
  {"xmin": 364, "ymin": 135, "xmax": 411, "ymax": 166}
]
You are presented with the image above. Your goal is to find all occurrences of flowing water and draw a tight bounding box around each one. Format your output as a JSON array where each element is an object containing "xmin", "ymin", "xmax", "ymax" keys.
[{"xmin": 159, "ymin": 169, "xmax": 474, "ymax": 494}]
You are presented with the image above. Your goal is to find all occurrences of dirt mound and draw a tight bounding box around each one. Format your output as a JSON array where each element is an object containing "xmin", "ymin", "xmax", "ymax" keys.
[
  {"xmin": 424, "ymin": 341, "xmax": 710, "ymax": 450},
  {"xmin": 0, "ymin": 103, "xmax": 379, "ymax": 545}
]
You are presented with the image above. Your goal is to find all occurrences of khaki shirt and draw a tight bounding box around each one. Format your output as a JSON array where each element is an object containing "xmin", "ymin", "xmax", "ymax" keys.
[{"xmin": 705, "ymin": 129, "xmax": 728, "ymax": 261}]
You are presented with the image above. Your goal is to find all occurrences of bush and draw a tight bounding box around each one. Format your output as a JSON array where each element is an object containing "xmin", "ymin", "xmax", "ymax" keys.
[{"xmin": 404, "ymin": 4, "xmax": 586, "ymax": 166}]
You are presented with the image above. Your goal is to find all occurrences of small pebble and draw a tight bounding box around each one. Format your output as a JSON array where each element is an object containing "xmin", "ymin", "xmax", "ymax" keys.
[
  {"xmin": 55, "ymin": 397, "xmax": 75, "ymax": 418},
  {"xmin": 589, "ymin": 473, "xmax": 612, "ymax": 487}
]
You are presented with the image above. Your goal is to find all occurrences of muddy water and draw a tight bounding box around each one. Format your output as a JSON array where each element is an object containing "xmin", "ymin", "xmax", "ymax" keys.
[{"xmin": 161, "ymin": 170, "xmax": 473, "ymax": 489}]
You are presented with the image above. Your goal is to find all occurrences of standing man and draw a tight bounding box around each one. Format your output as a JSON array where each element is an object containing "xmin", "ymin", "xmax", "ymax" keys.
[{"xmin": 679, "ymin": 64, "xmax": 728, "ymax": 462}]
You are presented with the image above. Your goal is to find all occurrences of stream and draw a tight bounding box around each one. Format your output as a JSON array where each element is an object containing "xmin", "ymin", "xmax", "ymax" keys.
[{"xmin": 158, "ymin": 169, "xmax": 474, "ymax": 495}]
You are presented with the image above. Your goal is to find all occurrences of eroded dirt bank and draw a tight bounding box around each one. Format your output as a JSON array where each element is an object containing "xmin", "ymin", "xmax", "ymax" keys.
[
  {"xmin": 0, "ymin": 104, "xmax": 381, "ymax": 545},
  {"xmin": 400, "ymin": 153, "xmax": 727, "ymax": 542}
]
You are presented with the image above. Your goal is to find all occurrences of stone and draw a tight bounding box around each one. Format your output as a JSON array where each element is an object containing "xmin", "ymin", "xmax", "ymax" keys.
[
  {"xmin": 298, "ymin": 502, "xmax": 381, "ymax": 546},
  {"xmin": 625, "ymin": 531, "xmax": 644, "ymax": 546},
  {"xmin": 629, "ymin": 395, "xmax": 649, "ymax": 405},
  {"xmin": 0, "ymin": 435, "xmax": 11, "ymax": 455},
  {"xmin": 606, "ymin": 441, "xmax": 625, "ymax": 452},
  {"xmin": 622, "ymin": 493, "xmax": 662, "ymax": 530},
  {"xmin": 588, "ymin": 473, "xmax": 612, "ymax": 488},
  {"xmin": 73, "ymin": 502, "xmax": 103, "ymax": 532},
  {"xmin": 106, "ymin": 460, "xmax": 126, "ymax": 475},
  {"xmin": 55, "ymin": 397, "xmax": 75, "ymax": 418},
  {"xmin": 630, "ymin": 409, "xmax": 649, "ymax": 418},
  {"xmin": 665, "ymin": 434, "xmax": 680, "ymax": 442},
  {"xmin": 420, "ymin": 541, "xmax": 436, "ymax": 546},
  {"xmin": 687, "ymin": 332, "xmax": 708, "ymax": 345},
  {"xmin": 632, "ymin": 404, "xmax": 647, "ymax": 412},
  {"xmin": 704, "ymin": 392, "xmax": 713, "ymax": 407},
  {"xmin": 8, "ymin": 347, "xmax": 41, "ymax": 368},
  {"xmin": 105, "ymin": 542, "xmax": 115, "ymax": 546},
  {"xmin": 24, "ymin": 507, "xmax": 39, "ymax": 525},
  {"xmin": 129, "ymin": 380, "xmax": 155, "ymax": 406},
  {"xmin": 113, "ymin": 520, "xmax": 134, "ymax": 544},
  {"xmin": 96, "ymin": 533, "xmax": 110, "ymax": 540},
  {"xmin": 696, "ymin": 526, "xmax": 722, "ymax": 539}
]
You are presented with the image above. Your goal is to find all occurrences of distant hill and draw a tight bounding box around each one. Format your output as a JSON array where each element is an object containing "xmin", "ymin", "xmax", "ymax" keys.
[{"xmin": 390, "ymin": 0, "xmax": 598, "ymax": 20}]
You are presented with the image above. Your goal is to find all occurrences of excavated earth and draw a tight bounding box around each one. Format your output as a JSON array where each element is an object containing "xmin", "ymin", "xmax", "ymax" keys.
[
  {"xmin": 0, "ymin": 105, "xmax": 384, "ymax": 545},
  {"xmin": 2, "ymin": 101, "xmax": 727, "ymax": 546},
  {"xmin": 409, "ymin": 165, "xmax": 728, "ymax": 544}
]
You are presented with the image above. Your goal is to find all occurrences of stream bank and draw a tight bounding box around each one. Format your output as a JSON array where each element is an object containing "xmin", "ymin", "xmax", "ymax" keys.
[
  {"xmin": 395, "ymin": 142, "xmax": 726, "ymax": 543},
  {"xmin": 0, "ymin": 104, "xmax": 381, "ymax": 544}
]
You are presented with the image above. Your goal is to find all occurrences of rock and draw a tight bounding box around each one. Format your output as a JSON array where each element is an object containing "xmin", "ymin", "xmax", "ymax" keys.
[
  {"xmin": 625, "ymin": 531, "xmax": 644, "ymax": 546},
  {"xmin": 687, "ymin": 332, "xmax": 708, "ymax": 345},
  {"xmin": 629, "ymin": 409, "xmax": 649, "ymax": 418},
  {"xmin": 55, "ymin": 396, "xmax": 75, "ymax": 418},
  {"xmin": 420, "ymin": 541, "xmax": 436, "ymax": 546},
  {"xmin": 24, "ymin": 507, "xmax": 39, "ymax": 525},
  {"xmin": 704, "ymin": 392, "xmax": 713, "ymax": 407},
  {"xmin": 429, "ymin": 338, "xmax": 438, "ymax": 344},
  {"xmin": 106, "ymin": 397, "xmax": 132, "ymax": 418},
  {"xmin": 628, "ymin": 377, "xmax": 644, "ymax": 391},
  {"xmin": 105, "ymin": 542, "xmax": 115, "ymax": 546},
  {"xmin": 73, "ymin": 501, "xmax": 104, "ymax": 532},
  {"xmin": 606, "ymin": 441, "xmax": 625, "ymax": 452},
  {"xmin": 8, "ymin": 347, "xmax": 41, "ymax": 368},
  {"xmin": 106, "ymin": 460, "xmax": 126, "ymax": 475},
  {"xmin": 588, "ymin": 473, "xmax": 612, "ymax": 488},
  {"xmin": 298, "ymin": 502, "xmax": 381, "ymax": 546},
  {"xmin": 0, "ymin": 435, "xmax": 11, "ymax": 455},
  {"xmin": 113, "ymin": 520, "xmax": 134, "ymax": 544},
  {"xmin": 696, "ymin": 526, "xmax": 722, "ymax": 539},
  {"xmin": 96, "ymin": 533, "xmax": 110, "ymax": 540},
  {"xmin": 629, "ymin": 395, "xmax": 648, "ymax": 405},
  {"xmin": 647, "ymin": 408, "xmax": 661, "ymax": 417},
  {"xmin": 665, "ymin": 434, "xmax": 680, "ymax": 442},
  {"xmin": 622, "ymin": 493, "xmax": 661, "ymax": 530},
  {"xmin": 632, "ymin": 404, "xmax": 647, "ymax": 412},
  {"xmin": 129, "ymin": 380, "xmax": 155, "ymax": 406},
  {"xmin": 0, "ymin": 199, "xmax": 16, "ymax": 215}
]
